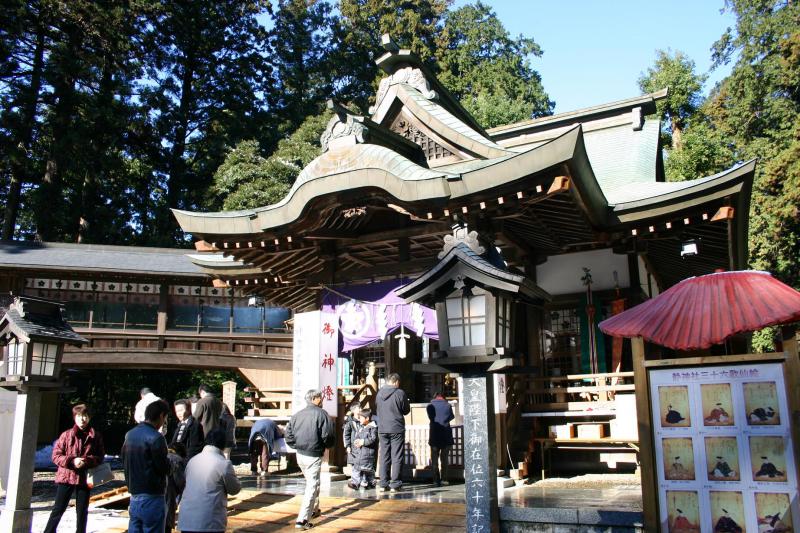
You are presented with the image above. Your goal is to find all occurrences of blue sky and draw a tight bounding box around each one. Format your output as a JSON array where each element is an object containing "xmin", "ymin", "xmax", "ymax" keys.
[{"xmin": 462, "ymin": 1, "xmax": 739, "ymax": 113}]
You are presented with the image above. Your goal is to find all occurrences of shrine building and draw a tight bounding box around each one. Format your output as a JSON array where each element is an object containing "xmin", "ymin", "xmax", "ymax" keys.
[{"xmin": 172, "ymin": 37, "xmax": 755, "ymax": 478}]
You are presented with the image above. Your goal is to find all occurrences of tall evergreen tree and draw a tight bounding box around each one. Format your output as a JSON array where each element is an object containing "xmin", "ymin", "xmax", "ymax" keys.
[
  {"xmin": 334, "ymin": 0, "xmax": 450, "ymax": 110},
  {"xmin": 141, "ymin": 0, "xmax": 271, "ymax": 244},
  {"xmin": 437, "ymin": 1, "xmax": 553, "ymax": 127},
  {"xmin": 638, "ymin": 50, "xmax": 706, "ymax": 150}
]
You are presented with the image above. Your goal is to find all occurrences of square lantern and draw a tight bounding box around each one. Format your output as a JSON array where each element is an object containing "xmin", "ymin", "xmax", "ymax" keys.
[
  {"xmin": 0, "ymin": 296, "xmax": 87, "ymax": 386},
  {"xmin": 396, "ymin": 227, "xmax": 550, "ymax": 368}
]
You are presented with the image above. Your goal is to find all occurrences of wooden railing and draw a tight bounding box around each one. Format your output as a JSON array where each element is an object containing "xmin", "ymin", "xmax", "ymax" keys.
[
  {"xmin": 522, "ymin": 371, "xmax": 636, "ymax": 412},
  {"xmin": 63, "ymin": 328, "xmax": 293, "ymax": 370},
  {"xmin": 338, "ymin": 383, "xmax": 376, "ymax": 411},
  {"xmin": 404, "ymin": 424, "xmax": 464, "ymax": 469},
  {"xmin": 243, "ymin": 387, "xmax": 293, "ymax": 418}
]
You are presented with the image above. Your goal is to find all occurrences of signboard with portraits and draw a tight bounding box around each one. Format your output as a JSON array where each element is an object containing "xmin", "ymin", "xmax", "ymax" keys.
[{"xmin": 650, "ymin": 362, "xmax": 798, "ymax": 532}]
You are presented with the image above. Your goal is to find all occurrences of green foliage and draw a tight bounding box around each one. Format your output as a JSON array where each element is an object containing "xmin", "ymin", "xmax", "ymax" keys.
[
  {"xmin": 437, "ymin": 2, "xmax": 553, "ymax": 127},
  {"xmin": 61, "ymin": 368, "xmax": 248, "ymax": 452},
  {"xmin": 663, "ymin": 121, "xmax": 733, "ymax": 181},
  {"xmin": 1, "ymin": 0, "xmax": 555, "ymax": 238},
  {"xmin": 646, "ymin": 1, "xmax": 800, "ymax": 350},
  {"xmin": 638, "ymin": 49, "xmax": 706, "ymax": 148},
  {"xmin": 335, "ymin": 0, "xmax": 451, "ymax": 109},
  {"xmin": 213, "ymin": 111, "xmax": 332, "ymax": 210}
]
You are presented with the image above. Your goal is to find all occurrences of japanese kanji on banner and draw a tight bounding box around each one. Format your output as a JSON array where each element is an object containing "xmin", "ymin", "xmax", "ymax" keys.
[
  {"xmin": 318, "ymin": 310, "xmax": 338, "ymax": 416},
  {"xmin": 292, "ymin": 310, "xmax": 338, "ymax": 416}
]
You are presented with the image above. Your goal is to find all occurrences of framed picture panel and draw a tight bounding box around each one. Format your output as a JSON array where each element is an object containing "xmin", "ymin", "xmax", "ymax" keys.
[{"xmin": 651, "ymin": 362, "xmax": 799, "ymax": 532}]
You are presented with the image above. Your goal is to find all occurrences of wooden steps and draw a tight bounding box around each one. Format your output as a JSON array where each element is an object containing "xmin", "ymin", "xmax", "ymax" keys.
[{"xmin": 100, "ymin": 490, "xmax": 466, "ymax": 532}]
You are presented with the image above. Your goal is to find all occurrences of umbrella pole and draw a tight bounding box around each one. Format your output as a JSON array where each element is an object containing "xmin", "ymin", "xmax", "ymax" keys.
[{"xmin": 632, "ymin": 336, "xmax": 659, "ymax": 531}]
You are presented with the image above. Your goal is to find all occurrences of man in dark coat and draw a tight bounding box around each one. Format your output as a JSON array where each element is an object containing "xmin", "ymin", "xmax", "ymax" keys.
[
  {"xmin": 171, "ymin": 399, "xmax": 203, "ymax": 459},
  {"xmin": 194, "ymin": 384, "xmax": 222, "ymax": 436},
  {"xmin": 427, "ymin": 392, "xmax": 455, "ymax": 486},
  {"xmin": 375, "ymin": 373, "xmax": 410, "ymax": 492},
  {"xmin": 248, "ymin": 418, "xmax": 282, "ymax": 477},
  {"xmin": 285, "ymin": 389, "xmax": 335, "ymax": 530},
  {"xmin": 122, "ymin": 399, "xmax": 171, "ymax": 533}
]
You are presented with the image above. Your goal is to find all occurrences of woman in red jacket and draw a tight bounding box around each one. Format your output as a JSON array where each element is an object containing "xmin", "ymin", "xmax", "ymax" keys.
[{"xmin": 43, "ymin": 403, "xmax": 105, "ymax": 533}]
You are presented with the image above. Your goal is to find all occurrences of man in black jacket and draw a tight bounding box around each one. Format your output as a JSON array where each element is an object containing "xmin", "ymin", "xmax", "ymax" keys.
[
  {"xmin": 285, "ymin": 389, "xmax": 335, "ymax": 530},
  {"xmin": 122, "ymin": 399, "xmax": 170, "ymax": 533},
  {"xmin": 171, "ymin": 399, "xmax": 204, "ymax": 459},
  {"xmin": 375, "ymin": 373, "xmax": 411, "ymax": 492}
]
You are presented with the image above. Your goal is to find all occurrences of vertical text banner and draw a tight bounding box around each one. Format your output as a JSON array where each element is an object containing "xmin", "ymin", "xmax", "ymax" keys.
[
  {"xmin": 292, "ymin": 311, "xmax": 321, "ymax": 414},
  {"xmin": 319, "ymin": 310, "xmax": 339, "ymax": 416},
  {"xmin": 463, "ymin": 372, "xmax": 499, "ymax": 532}
]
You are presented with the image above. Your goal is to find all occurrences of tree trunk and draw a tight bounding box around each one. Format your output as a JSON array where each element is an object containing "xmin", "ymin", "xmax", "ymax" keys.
[
  {"xmin": 76, "ymin": 57, "xmax": 115, "ymax": 243},
  {"xmin": 2, "ymin": 24, "xmax": 46, "ymax": 240},
  {"xmin": 160, "ymin": 53, "xmax": 195, "ymax": 242},
  {"xmin": 36, "ymin": 31, "xmax": 80, "ymax": 242},
  {"xmin": 671, "ymin": 117, "xmax": 683, "ymax": 151}
]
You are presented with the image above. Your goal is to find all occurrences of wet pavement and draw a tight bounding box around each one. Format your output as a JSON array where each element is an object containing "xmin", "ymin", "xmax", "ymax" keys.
[{"xmin": 239, "ymin": 473, "xmax": 643, "ymax": 511}]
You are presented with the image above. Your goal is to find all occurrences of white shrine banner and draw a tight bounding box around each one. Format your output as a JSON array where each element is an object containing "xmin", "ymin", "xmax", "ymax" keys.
[
  {"xmin": 319, "ymin": 310, "xmax": 339, "ymax": 416},
  {"xmin": 292, "ymin": 311, "xmax": 321, "ymax": 414},
  {"xmin": 291, "ymin": 310, "xmax": 339, "ymax": 417}
]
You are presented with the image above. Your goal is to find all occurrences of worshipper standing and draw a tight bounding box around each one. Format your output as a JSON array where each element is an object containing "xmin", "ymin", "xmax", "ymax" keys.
[
  {"xmin": 171, "ymin": 398, "xmax": 204, "ymax": 459},
  {"xmin": 248, "ymin": 418, "xmax": 282, "ymax": 477},
  {"xmin": 134, "ymin": 388, "xmax": 160, "ymax": 423},
  {"xmin": 177, "ymin": 429, "xmax": 241, "ymax": 533},
  {"xmin": 123, "ymin": 399, "xmax": 171, "ymax": 533},
  {"xmin": 342, "ymin": 401, "xmax": 361, "ymax": 471},
  {"xmin": 285, "ymin": 389, "xmax": 335, "ymax": 530},
  {"xmin": 164, "ymin": 443, "xmax": 186, "ymax": 533},
  {"xmin": 43, "ymin": 403, "xmax": 105, "ymax": 533},
  {"xmin": 220, "ymin": 402, "xmax": 237, "ymax": 459},
  {"xmin": 426, "ymin": 392, "xmax": 455, "ymax": 486},
  {"xmin": 347, "ymin": 408, "xmax": 378, "ymax": 490},
  {"xmin": 194, "ymin": 384, "xmax": 223, "ymax": 435},
  {"xmin": 375, "ymin": 373, "xmax": 410, "ymax": 492}
]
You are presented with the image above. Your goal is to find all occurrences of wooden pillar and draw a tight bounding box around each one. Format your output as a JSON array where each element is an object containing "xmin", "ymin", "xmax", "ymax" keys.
[
  {"xmin": 632, "ymin": 336, "xmax": 658, "ymax": 531},
  {"xmin": 782, "ymin": 326, "xmax": 800, "ymax": 480},
  {"xmin": 157, "ymin": 282, "xmax": 169, "ymax": 334},
  {"xmin": 222, "ymin": 380, "xmax": 237, "ymax": 417},
  {"xmin": 462, "ymin": 371, "xmax": 499, "ymax": 532}
]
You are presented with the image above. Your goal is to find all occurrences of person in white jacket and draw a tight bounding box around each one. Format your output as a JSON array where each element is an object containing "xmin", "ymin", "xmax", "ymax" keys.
[
  {"xmin": 133, "ymin": 388, "xmax": 160, "ymax": 424},
  {"xmin": 177, "ymin": 428, "xmax": 241, "ymax": 533}
]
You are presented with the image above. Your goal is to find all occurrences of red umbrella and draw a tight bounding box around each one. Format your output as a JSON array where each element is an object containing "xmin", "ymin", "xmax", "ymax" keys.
[{"xmin": 598, "ymin": 271, "xmax": 800, "ymax": 350}]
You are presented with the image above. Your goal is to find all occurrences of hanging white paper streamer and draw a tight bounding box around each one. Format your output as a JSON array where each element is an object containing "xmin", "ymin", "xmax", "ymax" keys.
[
  {"xmin": 377, "ymin": 303, "xmax": 388, "ymax": 338},
  {"xmin": 411, "ymin": 302, "xmax": 425, "ymax": 336},
  {"xmin": 395, "ymin": 322, "xmax": 409, "ymax": 359}
]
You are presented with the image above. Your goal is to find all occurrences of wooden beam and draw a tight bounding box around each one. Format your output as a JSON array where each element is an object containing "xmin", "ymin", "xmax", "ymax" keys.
[
  {"xmin": 194, "ymin": 240, "xmax": 219, "ymax": 252},
  {"xmin": 632, "ymin": 336, "xmax": 658, "ymax": 532},
  {"xmin": 307, "ymin": 257, "xmax": 437, "ymax": 283},
  {"xmin": 339, "ymin": 253, "xmax": 372, "ymax": 267}
]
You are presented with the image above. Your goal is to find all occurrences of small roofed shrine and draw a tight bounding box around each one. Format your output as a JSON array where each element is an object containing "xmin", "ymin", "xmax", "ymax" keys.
[{"xmin": 174, "ymin": 35, "xmax": 755, "ymax": 478}]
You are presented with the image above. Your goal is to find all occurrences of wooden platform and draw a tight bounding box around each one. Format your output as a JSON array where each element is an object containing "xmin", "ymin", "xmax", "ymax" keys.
[{"xmin": 102, "ymin": 490, "xmax": 466, "ymax": 532}]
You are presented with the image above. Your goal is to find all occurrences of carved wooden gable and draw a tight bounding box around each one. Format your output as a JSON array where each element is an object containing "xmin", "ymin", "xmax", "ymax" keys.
[{"xmin": 389, "ymin": 113, "xmax": 459, "ymax": 164}]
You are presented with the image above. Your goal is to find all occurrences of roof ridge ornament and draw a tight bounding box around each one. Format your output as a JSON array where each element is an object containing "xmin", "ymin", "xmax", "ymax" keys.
[
  {"xmin": 320, "ymin": 100, "xmax": 369, "ymax": 152},
  {"xmin": 439, "ymin": 225, "xmax": 485, "ymax": 259},
  {"xmin": 370, "ymin": 67, "xmax": 438, "ymax": 115}
]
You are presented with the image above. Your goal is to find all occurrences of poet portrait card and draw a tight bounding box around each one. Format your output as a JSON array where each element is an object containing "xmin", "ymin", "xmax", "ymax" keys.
[{"xmin": 660, "ymin": 385, "xmax": 691, "ymax": 428}]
